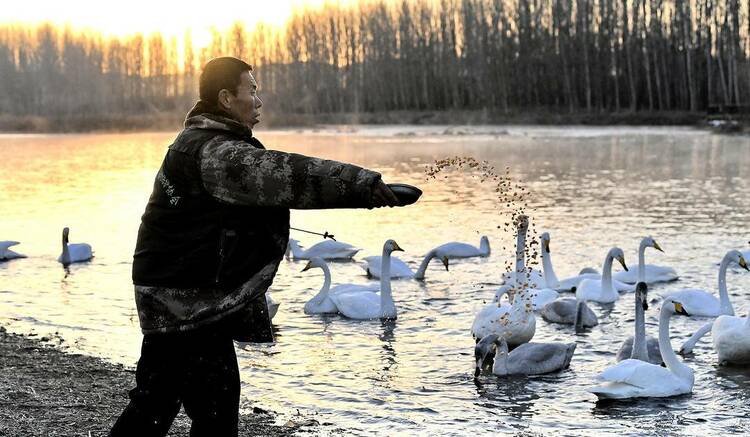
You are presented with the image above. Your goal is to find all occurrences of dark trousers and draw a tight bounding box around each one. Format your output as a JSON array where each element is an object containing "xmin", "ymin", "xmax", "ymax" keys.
[{"xmin": 110, "ymin": 324, "xmax": 240, "ymax": 437}]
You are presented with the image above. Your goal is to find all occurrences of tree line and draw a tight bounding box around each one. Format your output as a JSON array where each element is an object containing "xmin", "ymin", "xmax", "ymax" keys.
[{"xmin": 1, "ymin": 0, "xmax": 750, "ymax": 121}]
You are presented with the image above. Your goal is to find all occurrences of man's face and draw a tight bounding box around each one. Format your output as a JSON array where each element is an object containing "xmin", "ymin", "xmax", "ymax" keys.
[{"xmin": 226, "ymin": 71, "xmax": 263, "ymax": 129}]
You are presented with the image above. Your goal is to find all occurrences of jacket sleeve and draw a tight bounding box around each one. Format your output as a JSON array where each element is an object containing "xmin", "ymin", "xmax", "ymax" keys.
[{"xmin": 199, "ymin": 138, "xmax": 381, "ymax": 209}]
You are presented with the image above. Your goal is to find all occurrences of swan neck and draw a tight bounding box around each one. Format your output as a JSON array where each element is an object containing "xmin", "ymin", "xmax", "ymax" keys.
[
  {"xmin": 632, "ymin": 295, "xmax": 649, "ymax": 360},
  {"xmin": 514, "ymin": 227, "xmax": 527, "ymax": 288},
  {"xmin": 310, "ymin": 264, "xmax": 332, "ymax": 305},
  {"xmin": 638, "ymin": 242, "xmax": 646, "ymax": 283},
  {"xmin": 61, "ymin": 232, "xmax": 70, "ymax": 262},
  {"xmin": 658, "ymin": 305, "xmax": 690, "ymax": 376},
  {"xmin": 414, "ymin": 251, "xmax": 436, "ymax": 280},
  {"xmin": 601, "ymin": 252, "xmax": 615, "ymax": 295},
  {"xmin": 290, "ymin": 241, "xmax": 304, "ymax": 258},
  {"xmin": 574, "ymin": 300, "xmax": 585, "ymax": 331},
  {"xmin": 718, "ymin": 255, "xmax": 734, "ymax": 315},
  {"xmin": 480, "ymin": 238, "xmax": 490, "ymax": 256},
  {"xmin": 380, "ymin": 247, "xmax": 396, "ymax": 316},
  {"xmin": 541, "ymin": 245, "xmax": 559, "ymax": 288}
]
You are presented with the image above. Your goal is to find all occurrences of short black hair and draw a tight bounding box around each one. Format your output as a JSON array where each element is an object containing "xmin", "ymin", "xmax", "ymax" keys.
[{"xmin": 199, "ymin": 57, "xmax": 253, "ymax": 105}]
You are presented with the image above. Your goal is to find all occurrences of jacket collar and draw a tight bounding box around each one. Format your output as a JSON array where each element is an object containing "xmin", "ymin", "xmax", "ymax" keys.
[{"xmin": 184, "ymin": 100, "xmax": 254, "ymax": 141}]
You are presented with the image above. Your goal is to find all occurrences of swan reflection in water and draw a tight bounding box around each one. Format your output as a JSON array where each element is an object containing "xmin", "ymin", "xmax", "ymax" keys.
[{"xmin": 474, "ymin": 375, "xmax": 541, "ymax": 422}]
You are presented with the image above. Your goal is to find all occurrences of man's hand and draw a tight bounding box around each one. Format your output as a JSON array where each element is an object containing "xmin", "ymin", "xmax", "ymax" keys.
[{"xmin": 371, "ymin": 180, "xmax": 401, "ymax": 208}]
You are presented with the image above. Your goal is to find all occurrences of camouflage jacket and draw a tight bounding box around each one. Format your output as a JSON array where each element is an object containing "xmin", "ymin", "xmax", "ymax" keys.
[{"xmin": 134, "ymin": 108, "xmax": 381, "ymax": 336}]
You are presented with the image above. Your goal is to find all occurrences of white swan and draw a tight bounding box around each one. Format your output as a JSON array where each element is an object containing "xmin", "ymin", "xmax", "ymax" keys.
[
  {"xmin": 328, "ymin": 240, "xmax": 401, "ymax": 320},
  {"xmin": 541, "ymin": 298, "xmax": 598, "ymax": 330},
  {"xmin": 266, "ymin": 294, "xmax": 280, "ymax": 320},
  {"xmin": 589, "ymin": 298, "xmax": 693, "ymax": 399},
  {"xmin": 538, "ymin": 234, "xmax": 631, "ymax": 293},
  {"xmin": 302, "ymin": 257, "xmax": 377, "ymax": 314},
  {"xmin": 474, "ymin": 334, "xmax": 576, "ymax": 377},
  {"xmin": 616, "ymin": 282, "xmax": 662, "ymax": 365},
  {"xmin": 0, "ymin": 241, "xmax": 26, "ymax": 261},
  {"xmin": 613, "ymin": 237, "xmax": 678, "ymax": 284},
  {"xmin": 57, "ymin": 228, "xmax": 93, "ymax": 266},
  {"xmin": 428, "ymin": 236, "xmax": 490, "ymax": 260},
  {"xmin": 287, "ymin": 238, "xmax": 359, "ymax": 260},
  {"xmin": 362, "ymin": 252, "xmax": 449, "ymax": 280},
  {"xmin": 472, "ymin": 216, "xmax": 535, "ymax": 346},
  {"xmin": 666, "ymin": 250, "xmax": 747, "ymax": 317},
  {"xmin": 712, "ymin": 312, "xmax": 750, "ymax": 365},
  {"xmin": 575, "ymin": 248, "xmax": 629, "ymax": 303}
]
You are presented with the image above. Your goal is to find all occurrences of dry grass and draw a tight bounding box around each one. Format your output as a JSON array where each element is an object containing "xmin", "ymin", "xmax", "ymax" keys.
[{"xmin": 0, "ymin": 326, "xmax": 307, "ymax": 436}]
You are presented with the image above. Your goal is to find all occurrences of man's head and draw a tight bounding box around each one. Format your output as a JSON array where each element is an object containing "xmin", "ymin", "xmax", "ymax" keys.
[{"xmin": 199, "ymin": 57, "xmax": 263, "ymax": 129}]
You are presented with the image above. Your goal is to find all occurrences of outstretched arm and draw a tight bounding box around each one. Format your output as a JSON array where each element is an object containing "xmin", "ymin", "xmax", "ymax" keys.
[{"xmin": 200, "ymin": 140, "xmax": 398, "ymax": 209}]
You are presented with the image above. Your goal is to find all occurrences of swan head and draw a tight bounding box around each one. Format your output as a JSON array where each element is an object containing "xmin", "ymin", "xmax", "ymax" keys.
[
  {"xmin": 301, "ymin": 257, "xmax": 327, "ymax": 272},
  {"xmin": 540, "ymin": 232, "xmax": 551, "ymax": 253},
  {"xmin": 62, "ymin": 227, "xmax": 70, "ymax": 242},
  {"xmin": 609, "ymin": 247, "xmax": 628, "ymax": 271},
  {"xmin": 383, "ymin": 239, "xmax": 404, "ymax": 254},
  {"xmin": 441, "ymin": 255, "xmax": 449, "ymax": 271},
  {"xmin": 635, "ymin": 282, "xmax": 649, "ymax": 311},
  {"xmin": 514, "ymin": 214, "xmax": 529, "ymax": 231},
  {"xmin": 662, "ymin": 297, "xmax": 690, "ymax": 317},
  {"xmin": 726, "ymin": 250, "xmax": 749, "ymax": 271},
  {"xmin": 474, "ymin": 334, "xmax": 499, "ymax": 377},
  {"xmin": 642, "ymin": 236, "xmax": 663, "ymax": 252}
]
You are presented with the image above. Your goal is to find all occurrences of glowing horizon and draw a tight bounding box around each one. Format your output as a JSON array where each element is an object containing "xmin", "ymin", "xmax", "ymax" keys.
[{"xmin": 1, "ymin": 0, "xmax": 357, "ymax": 48}]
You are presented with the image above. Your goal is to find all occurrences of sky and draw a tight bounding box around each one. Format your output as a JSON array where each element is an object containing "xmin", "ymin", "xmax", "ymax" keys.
[{"xmin": 1, "ymin": 0, "xmax": 352, "ymax": 47}]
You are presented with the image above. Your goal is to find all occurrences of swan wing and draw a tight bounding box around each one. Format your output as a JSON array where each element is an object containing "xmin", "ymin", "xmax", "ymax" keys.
[
  {"xmin": 362, "ymin": 256, "xmax": 414, "ymax": 278},
  {"xmin": 664, "ymin": 289, "xmax": 720, "ymax": 317},
  {"xmin": 329, "ymin": 291, "xmax": 382, "ymax": 319},
  {"xmin": 471, "ymin": 302, "xmax": 510, "ymax": 339},
  {"xmin": 613, "ymin": 265, "xmax": 679, "ymax": 284},
  {"xmin": 305, "ymin": 240, "xmax": 359, "ymax": 259},
  {"xmin": 434, "ymin": 242, "xmax": 480, "ymax": 258},
  {"xmin": 540, "ymin": 298, "xmax": 577, "ymax": 324},
  {"xmin": 596, "ymin": 359, "xmax": 674, "ymax": 388},
  {"xmin": 530, "ymin": 288, "xmax": 559, "ymax": 310},
  {"xmin": 329, "ymin": 283, "xmax": 379, "ymax": 296},
  {"xmin": 713, "ymin": 316, "xmax": 750, "ymax": 364},
  {"xmin": 68, "ymin": 243, "xmax": 93, "ymax": 263},
  {"xmin": 0, "ymin": 241, "xmax": 20, "ymax": 253},
  {"xmin": 557, "ymin": 273, "xmax": 598, "ymax": 291},
  {"xmin": 512, "ymin": 342, "xmax": 576, "ymax": 371}
]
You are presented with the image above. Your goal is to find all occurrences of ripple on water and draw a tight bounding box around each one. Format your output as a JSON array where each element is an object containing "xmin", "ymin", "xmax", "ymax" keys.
[{"xmin": 1, "ymin": 128, "xmax": 750, "ymax": 434}]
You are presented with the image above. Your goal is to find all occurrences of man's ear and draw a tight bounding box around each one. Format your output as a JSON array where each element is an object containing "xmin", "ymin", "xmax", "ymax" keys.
[{"xmin": 217, "ymin": 89, "xmax": 232, "ymax": 110}]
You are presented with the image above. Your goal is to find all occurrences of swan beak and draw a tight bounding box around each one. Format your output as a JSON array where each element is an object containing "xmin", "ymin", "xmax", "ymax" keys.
[
  {"xmin": 653, "ymin": 241, "xmax": 664, "ymax": 252},
  {"xmin": 301, "ymin": 262, "xmax": 312, "ymax": 272},
  {"xmin": 739, "ymin": 256, "xmax": 749, "ymax": 271},
  {"xmin": 618, "ymin": 256, "xmax": 629, "ymax": 272},
  {"xmin": 642, "ymin": 301, "xmax": 648, "ymax": 311},
  {"xmin": 442, "ymin": 256, "xmax": 450, "ymax": 271},
  {"xmin": 474, "ymin": 363, "xmax": 481, "ymax": 378},
  {"xmin": 392, "ymin": 242, "xmax": 404, "ymax": 252},
  {"xmin": 543, "ymin": 240, "xmax": 550, "ymax": 253},
  {"xmin": 674, "ymin": 301, "xmax": 690, "ymax": 316}
]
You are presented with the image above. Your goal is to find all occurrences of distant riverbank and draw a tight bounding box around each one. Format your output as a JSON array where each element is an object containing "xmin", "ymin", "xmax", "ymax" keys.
[
  {"xmin": 0, "ymin": 326, "xmax": 307, "ymax": 436},
  {"xmin": 0, "ymin": 109, "xmax": 714, "ymax": 134}
]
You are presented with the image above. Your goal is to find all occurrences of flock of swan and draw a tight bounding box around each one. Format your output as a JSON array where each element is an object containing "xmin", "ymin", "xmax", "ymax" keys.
[
  {"xmin": 285, "ymin": 214, "xmax": 750, "ymax": 402},
  {"xmin": 5, "ymin": 220, "xmax": 750, "ymax": 402}
]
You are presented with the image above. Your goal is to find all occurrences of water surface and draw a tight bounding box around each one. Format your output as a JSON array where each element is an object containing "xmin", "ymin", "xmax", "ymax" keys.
[{"xmin": 2, "ymin": 126, "xmax": 750, "ymax": 435}]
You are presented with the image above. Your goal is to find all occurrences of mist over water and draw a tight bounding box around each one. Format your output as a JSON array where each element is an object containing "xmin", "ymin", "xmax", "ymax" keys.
[{"xmin": 2, "ymin": 126, "xmax": 750, "ymax": 435}]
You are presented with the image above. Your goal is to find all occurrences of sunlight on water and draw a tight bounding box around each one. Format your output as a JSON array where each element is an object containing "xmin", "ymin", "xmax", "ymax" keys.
[{"xmin": 2, "ymin": 126, "xmax": 750, "ymax": 434}]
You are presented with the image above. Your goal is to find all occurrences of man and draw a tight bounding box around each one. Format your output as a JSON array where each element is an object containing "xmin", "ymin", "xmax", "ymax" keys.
[{"xmin": 110, "ymin": 57, "xmax": 402, "ymax": 436}]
